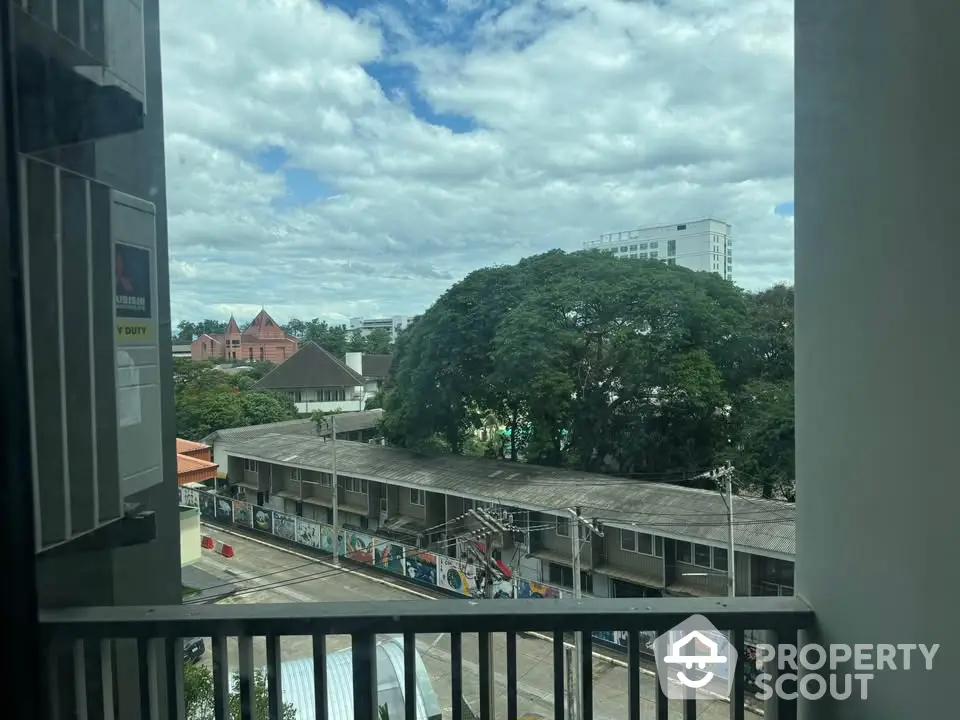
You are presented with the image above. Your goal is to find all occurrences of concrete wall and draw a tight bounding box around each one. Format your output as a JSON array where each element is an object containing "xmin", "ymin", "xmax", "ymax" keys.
[
  {"xmin": 180, "ymin": 507, "xmax": 201, "ymax": 566},
  {"xmin": 795, "ymin": 2, "xmax": 955, "ymax": 717},
  {"xmin": 398, "ymin": 486, "xmax": 427, "ymax": 520}
]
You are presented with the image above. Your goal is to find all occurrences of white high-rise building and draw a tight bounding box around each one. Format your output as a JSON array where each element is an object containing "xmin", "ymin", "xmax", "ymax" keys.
[
  {"xmin": 348, "ymin": 315, "xmax": 414, "ymax": 341},
  {"xmin": 584, "ymin": 218, "xmax": 734, "ymax": 281}
]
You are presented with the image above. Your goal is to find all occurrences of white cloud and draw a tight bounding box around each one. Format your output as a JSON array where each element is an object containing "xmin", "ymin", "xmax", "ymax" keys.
[{"xmin": 160, "ymin": 0, "xmax": 794, "ymax": 326}]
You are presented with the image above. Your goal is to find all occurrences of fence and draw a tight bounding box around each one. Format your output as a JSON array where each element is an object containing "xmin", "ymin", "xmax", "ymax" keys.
[{"xmin": 184, "ymin": 487, "xmax": 683, "ymax": 656}]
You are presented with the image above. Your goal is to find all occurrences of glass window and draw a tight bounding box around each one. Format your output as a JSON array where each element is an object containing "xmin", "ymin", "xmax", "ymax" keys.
[
  {"xmin": 620, "ymin": 246, "xmax": 628, "ymax": 252},
  {"xmin": 556, "ymin": 516, "xmax": 570, "ymax": 537},
  {"xmin": 244, "ymin": 459, "xmax": 258, "ymax": 472},
  {"xmin": 636, "ymin": 532, "xmax": 653, "ymax": 555},
  {"xmin": 410, "ymin": 488, "xmax": 424, "ymax": 506},
  {"xmin": 694, "ymin": 544, "xmax": 712, "ymax": 568},
  {"xmin": 620, "ymin": 529, "xmax": 635, "ymax": 552},
  {"xmin": 629, "ymin": 245, "xmax": 638, "ymax": 251},
  {"xmin": 639, "ymin": 243, "xmax": 648, "ymax": 250},
  {"xmin": 667, "ymin": 239, "xmax": 676, "ymax": 255},
  {"xmin": 713, "ymin": 547, "xmax": 728, "ymax": 571},
  {"xmin": 677, "ymin": 541, "xmax": 692, "ymax": 564},
  {"xmin": 650, "ymin": 252, "xmax": 658, "ymax": 259}
]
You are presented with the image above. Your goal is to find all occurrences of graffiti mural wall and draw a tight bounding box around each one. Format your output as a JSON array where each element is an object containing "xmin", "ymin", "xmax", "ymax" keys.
[
  {"xmin": 273, "ymin": 512, "xmax": 297, "ymax": 542},
  {"xmin": 252, "ymin": 506, "xmax": 273, "ymax": 533},
  {"xmin": 375, "ymin": 539, "xmax": 405, "ymax": 575},
  {"xmin": 516, "ymin": 578, "xmax": 563, "ymax": 599},
  {"xmin": 233, "ymin": 501, "xmax": 253, "ymax": 528},
  {"xmin": 198, "ymin": 491, "xmax": 216, "ymax": 520},
  {"xmin": 296, "ymin": 517, "xmax": 321, "ymax": 549},
  {"xmin": 214, "ymin": 496, "xmax": 234, "ymax": 522},
  {"xmin": 344, "ymin": 531, "xmax": 375, "ymax": 564},
  {"xmin": 180, "ymin": 487, "xmax": 199, "ymax": 508},
  {"xmin": 404, "ymin": 551, "xmax": 437, "ymax": 586},
  {"xmin": 437, "ymin": 555, "xmax": 474, "ymax": 597}
]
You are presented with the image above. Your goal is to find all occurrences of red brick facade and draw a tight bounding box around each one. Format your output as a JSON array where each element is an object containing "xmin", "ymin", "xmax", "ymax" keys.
[{"xmin": 190, "ymin": 309, "xmax": 299, "ymax": 364}]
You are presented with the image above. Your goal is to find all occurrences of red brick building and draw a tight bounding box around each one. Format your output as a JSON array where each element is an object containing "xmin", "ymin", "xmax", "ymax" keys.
[{"xmin": 191, "ymin": 308, "xmax": 299, "ymax": 364}]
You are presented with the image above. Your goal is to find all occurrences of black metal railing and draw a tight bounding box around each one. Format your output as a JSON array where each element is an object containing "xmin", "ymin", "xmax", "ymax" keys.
[{"xmin": 40, "ymin": 596, "xmax": 813, "ymax": 720}]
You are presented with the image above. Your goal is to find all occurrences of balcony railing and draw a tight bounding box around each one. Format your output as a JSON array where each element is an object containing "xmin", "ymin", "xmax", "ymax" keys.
[{"xmin": 40, "ymin": 596, "xmax": 813, "ymax": 720}]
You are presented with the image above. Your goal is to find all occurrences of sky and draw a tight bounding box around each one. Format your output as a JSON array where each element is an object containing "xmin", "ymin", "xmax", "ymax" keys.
[{"xmin": 160, "ymin": 0, "xmax": 794, "ymax": 327}]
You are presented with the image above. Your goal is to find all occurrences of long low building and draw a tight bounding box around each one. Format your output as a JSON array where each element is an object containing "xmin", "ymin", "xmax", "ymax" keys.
[
  {"xmin": 201, "ymin": 409, "xmax": 383, "ymax": 471},
  {"xmin": 220, "ymin": 432, "xmax": 795, "ymax": 600}
]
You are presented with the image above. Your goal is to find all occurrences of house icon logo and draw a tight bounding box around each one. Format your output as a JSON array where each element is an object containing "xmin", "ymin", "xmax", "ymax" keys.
[{"xmin": 653, "ymin": 614, "xmax": 738, "ymax": 700}]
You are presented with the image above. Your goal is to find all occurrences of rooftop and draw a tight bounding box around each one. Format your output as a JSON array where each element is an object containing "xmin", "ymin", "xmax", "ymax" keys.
[
  {"xmin": 224, "ymin": 433, "xmax": 795, "ymax": 558},
  {"xmin": 175, "ymin": 438, "xmax": 209, "ymax": 454},
  {"xmin": 201, "ymin": 409, "xmax": 383, "ymax": 447},
  {"xmin": 254, "ymin": 342, "xmax": 363, "ymax": 391}
]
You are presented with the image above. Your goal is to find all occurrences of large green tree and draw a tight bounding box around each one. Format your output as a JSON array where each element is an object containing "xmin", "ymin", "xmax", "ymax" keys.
[
  {"xmin": 174, "ymin": 359, "xmax": 298, "ymax": 440},
  {"xmin": 184, "ymin": 662, "xmax": 296, "ymax": 720},
  {"xmin": 381, "ymin": 251, "xmax": 795, "ymax": 498}
]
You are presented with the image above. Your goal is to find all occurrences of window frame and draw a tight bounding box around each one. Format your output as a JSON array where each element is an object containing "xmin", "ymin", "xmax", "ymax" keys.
[
  {"xmin": 694, "ymin": 543, "xmax": 713, "ymax": 569},
  {"xmin": 410, "ymin": 488, "xmax": 424, "ymax": 506},
  {"xmin": 555, "ymin": 515, "xmax": 570, "ymax": 537},
  {"xmin": 244, "ymin": 459, "xmax": 258, "ymax": 473},
  {"xmin": 712, "ymin": 546, "xmax": 729, "ymax": 572}
]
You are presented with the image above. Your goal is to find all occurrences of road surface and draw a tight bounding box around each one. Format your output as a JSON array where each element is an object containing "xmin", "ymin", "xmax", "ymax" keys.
[{"xmin": 192, "ymin": 525, "xmax": 762, "ymax": 720}]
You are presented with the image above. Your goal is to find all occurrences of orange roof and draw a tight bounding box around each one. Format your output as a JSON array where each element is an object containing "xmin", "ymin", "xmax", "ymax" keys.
[
  {"xmin": 177, "ymin": 453, "xmax": 217, "ymax": 474},
  {"xmin": 176, "ymin": 438, "xmax": 209, "ymax": 453}
]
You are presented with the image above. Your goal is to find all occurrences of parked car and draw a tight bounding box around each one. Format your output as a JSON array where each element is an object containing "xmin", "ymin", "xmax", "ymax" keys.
[{"xmin": 183, "ymin": 637, "xmax": 205, "ymax": 664}]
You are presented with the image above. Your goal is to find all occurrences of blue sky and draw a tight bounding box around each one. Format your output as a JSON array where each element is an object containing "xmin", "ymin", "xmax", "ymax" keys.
[{"xmin": 161, "ymin": 0, "xmax": 795, "ymax": 325}]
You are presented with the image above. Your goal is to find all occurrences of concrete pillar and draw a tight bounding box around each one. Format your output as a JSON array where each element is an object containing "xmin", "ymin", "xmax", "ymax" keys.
[{"xmin": 795, "ymin": 2, "xmax": 958, "ymax": 718}]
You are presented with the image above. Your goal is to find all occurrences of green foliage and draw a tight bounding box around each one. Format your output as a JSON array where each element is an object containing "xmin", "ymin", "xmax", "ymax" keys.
[
  {"xmin": 183, "ymin": 662, "xmax": 296, "ymax": 720},
  {"xmin": 379, "ymin": 704, "xmax": 391, "ymax": 720},
  {"xmin": 381, "ymin": 251, "xmax": 795, "ymax": 498},
  {"xmin": 174, "ymin": 358, "xmax": 298, "ymax": 441},
  {"xmin": 281, "ymin": 319, "xmax": 350, "ymax": 358}
]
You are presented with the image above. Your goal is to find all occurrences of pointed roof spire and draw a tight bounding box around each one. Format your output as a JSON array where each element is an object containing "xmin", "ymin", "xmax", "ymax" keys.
[{"xmin": 225, "ymin": 315, "xmax": 240, "ymax": 334}]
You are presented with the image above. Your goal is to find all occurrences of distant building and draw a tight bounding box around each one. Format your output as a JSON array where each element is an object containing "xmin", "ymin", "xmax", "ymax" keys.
[
  {"xmin": 253, "ymin": 342, "xmax": 366, "ymax": 413},
  {"xmin": 172, "ymin": 344, "xmax": 192, "ymax": 358},
  {"xmin": 345, "ymin": 352, "xmax": 392, "ymax": 398},
  {"xmin": 349, "ymin": 315, "xmax": 413, "ymax": 341},
  {"xmin": 191, "ymin": 308, "xmax": 299, "ymax": 364},
  {"xmin": 584, "ymin": 218, "xmax": 734, "ymax": 281}
]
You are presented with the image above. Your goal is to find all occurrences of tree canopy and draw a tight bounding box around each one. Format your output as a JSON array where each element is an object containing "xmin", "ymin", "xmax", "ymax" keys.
[
  {"xmin": 380, "ymin": 250, "xmax": 794, "ymax": 499},
  {"xmin": 184, "ymin": 662, "xmax": 296, "ymax": 720},
  {"xmin": 174, "ymin": 359, "xmax": 298, "ymax": 440}
]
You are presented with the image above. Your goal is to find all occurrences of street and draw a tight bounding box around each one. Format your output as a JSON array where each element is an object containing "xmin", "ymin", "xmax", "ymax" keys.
[{"xmin": 193, "ymin": 526, "xmax": 762, "ymax": 720}]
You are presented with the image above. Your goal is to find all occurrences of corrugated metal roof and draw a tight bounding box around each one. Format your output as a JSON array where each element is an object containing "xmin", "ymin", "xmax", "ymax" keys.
[
  {"xmin": 225, "ymin": 433, "xmax": 795, "ymax": 558},
  {"xmin": 202, "ymin": 410, "xmax": 383, "ymax": 446},
  {"xmin": 275, "ymin": 636, "xmax": 441, "ymax": 720}
]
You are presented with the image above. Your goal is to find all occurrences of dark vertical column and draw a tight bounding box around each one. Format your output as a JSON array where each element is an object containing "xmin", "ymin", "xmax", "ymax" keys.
[
  {"xmin": 59, "ymin": 171, "xmax": 95, "ymax": 533},
  {"xmin": 0, "ymin": 4, "xmax": 43, "ymax": 719}
]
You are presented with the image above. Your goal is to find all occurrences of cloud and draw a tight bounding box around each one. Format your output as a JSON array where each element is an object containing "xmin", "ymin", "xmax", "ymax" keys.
[{"xmin": 161, "ymin": 0, "xmax": 794, "ymax": 326}]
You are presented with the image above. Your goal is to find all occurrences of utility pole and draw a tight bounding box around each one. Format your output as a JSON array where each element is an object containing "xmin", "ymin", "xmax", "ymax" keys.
[
  {"xmin": 467, "ymin": 506, "xmax": 518, "ymax": 717},
  {"xmin": 330, "ymin": 415, "xmax": 340, "ymax": 567},
  {"xmin": 567, "ymin": 507, "xmax": 604, "ymax": 720},
  {"xmin": 713, "ymin": 463, "xmax": 736, "ymax": 597}
]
